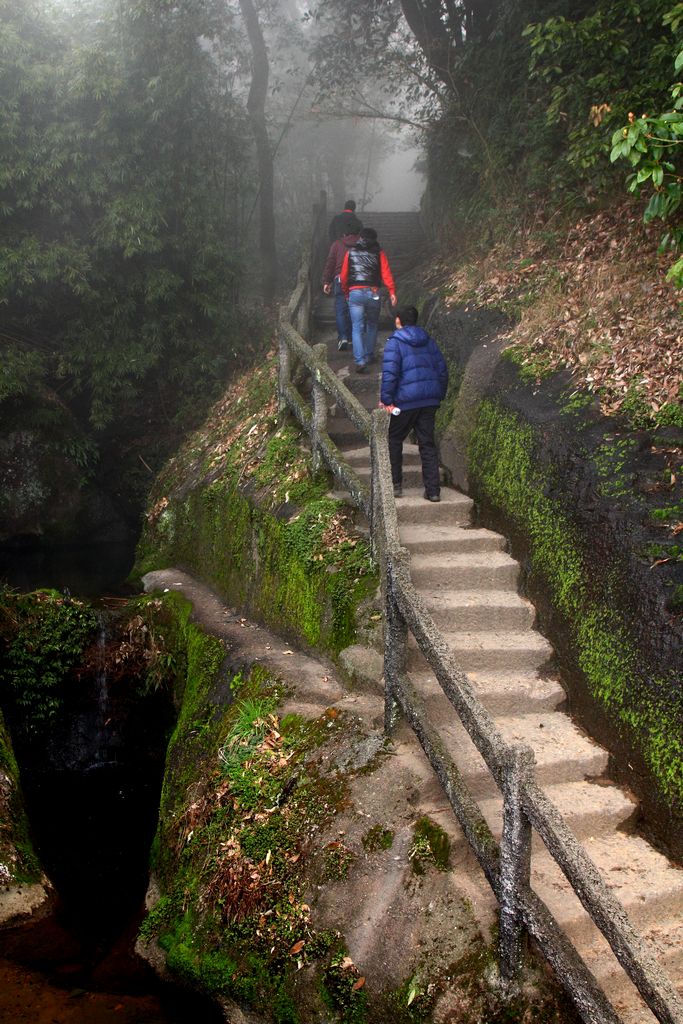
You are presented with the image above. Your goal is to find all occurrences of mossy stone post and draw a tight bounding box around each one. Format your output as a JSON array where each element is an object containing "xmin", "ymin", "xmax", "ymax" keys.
[
  {"xmin": 499, "ymin": 742, "xmax": 535, "ymax": 992},
  {"xmin": 384, "ymin": 550, "xmax": 410, "ymax": 734},
  {"xmin": 278, "ymin": 315, "xmax": 292, "ymax": 416},
  {"xmin": 312, "ymin": 343, "xmax": 328, "ymax": 474}
]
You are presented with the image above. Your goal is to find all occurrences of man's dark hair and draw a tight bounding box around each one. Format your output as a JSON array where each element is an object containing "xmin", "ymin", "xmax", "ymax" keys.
[
  {"xmin": 360, "ymin": 227, "xmax": 377, "ymax": 242},
  {"xmin": 344, "ymin": 199, "xmax": 356, "ymax": 211},
  {"xmin": 396, "ymin": 306, "xmax": 419, "ymax": 326}
]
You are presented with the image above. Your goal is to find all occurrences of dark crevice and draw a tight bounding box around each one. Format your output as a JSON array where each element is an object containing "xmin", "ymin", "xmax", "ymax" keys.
[{"xmin": 0, "ymin": 606, "xmax": 224, "ymax": 1024}]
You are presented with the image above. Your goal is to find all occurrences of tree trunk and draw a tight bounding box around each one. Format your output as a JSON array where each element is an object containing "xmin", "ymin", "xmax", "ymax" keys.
[
  {"xmin": 238, "ymin": 0, "xmax": 277, "ymax": 303},
  {"xmin": 399, "ymin": 0, "xmax": 454, "ymax": 87}
]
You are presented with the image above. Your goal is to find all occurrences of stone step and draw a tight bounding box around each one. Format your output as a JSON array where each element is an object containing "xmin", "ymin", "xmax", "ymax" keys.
[
  {"xmin": 353, "ymin": 463, "xmax": 426, "ymax": 487},
  {"xmin": 466, "ymin": 669, "xmax": 565, "ymax": 714},
  {"xmin": 533, "ymin": 833, "xmax": 683, "ymax": 947},
  {"xmin": 409, "ymin": 550, "xmax": 519, "ymax": 589},
  {"xmin": 582, "ymin": 920, "xmax": 683, "ymax": 1024},
  {"xmin": 493, "ymin": 712, "xmax": 609, "ymax": 782},
  {"xmin": 476, "ymin": 780, "xmax": 638, "ymax": 847},
  {"xmin": 411, "ymin": 668, "xmax": 565, "ymax": 715},
  {"xmin": 424, "ymin": 710, "xmax": 610, "ymax": 796},
  {"xmin": 327, "ymin": 418, "xmax": 370, "ymax": 450},
  {"xmin": 420, "ymin": 588, "xmax": 535, "ymax": 631},
  {"xmin": 408, "ymin": 628, "xmax": 552, "ymax": 673},
  {"xmin": 401, "ymin": 526, "xmax": 507, "ymax": 555},
  {"xmin": 340, "ymin": 446, "xmax": 372, "ymax": 465},
  {"xmin": 336, "ymin": 370, "xmax": 382, "ymax": 394},
  {"xmin": 342, "ymin": 445, "xmax": 422, "ymax": 470},
  {"xmin": 396, "ymin": 489, "xmax": 473, "ymax": 526},
  {"xmin": 307, "ymin": 316, "xmax": 683, "ymax": 1024}
]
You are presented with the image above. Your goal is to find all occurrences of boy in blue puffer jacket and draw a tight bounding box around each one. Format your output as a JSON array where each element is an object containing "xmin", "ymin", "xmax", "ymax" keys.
[{"xmin": 380, "ymin": 306, "xmax": 448, "ymax": 502}]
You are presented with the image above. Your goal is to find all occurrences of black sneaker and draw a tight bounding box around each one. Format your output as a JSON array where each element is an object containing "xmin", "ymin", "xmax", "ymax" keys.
[
  {"xmin": 393, "ymin": 484, "xmax": 403, "ymax": 498},
  {"xmin": 424, "ymin": 490, "xmax": 441, "ymax": 502},
  {"xmin": 355, "ymin": 362, "xmax": 366, "ymax": 374},
  {"xmin": 337, "ymin": 339, "xmax": 350, "ymax": 351}
]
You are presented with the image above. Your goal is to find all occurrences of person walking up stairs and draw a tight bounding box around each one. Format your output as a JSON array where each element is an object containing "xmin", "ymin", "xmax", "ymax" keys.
[{"xmin": 380, "ymin": 305, "xmax": 448, "ymax": 502}]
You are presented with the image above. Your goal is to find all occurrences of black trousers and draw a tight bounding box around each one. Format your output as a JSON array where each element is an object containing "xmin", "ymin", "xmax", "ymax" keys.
[{"xmin": 388, "ymin": 406, "xmax": 440, "ymax": 495}]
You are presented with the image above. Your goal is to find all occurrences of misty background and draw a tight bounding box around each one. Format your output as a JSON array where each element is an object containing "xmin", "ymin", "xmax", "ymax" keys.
[{"xmin": 2, "ymin": 0, "xmax": 679, "ymax": 562}]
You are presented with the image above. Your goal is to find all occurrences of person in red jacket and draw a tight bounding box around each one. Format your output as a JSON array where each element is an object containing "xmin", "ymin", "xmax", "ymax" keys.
[
  {"xmin": 322, "ymin": 230, "xmax": 360, "ymax": 351},
  {"xmin": 340, "ymin": 228, "xmax": 397, "ymax": 372}
]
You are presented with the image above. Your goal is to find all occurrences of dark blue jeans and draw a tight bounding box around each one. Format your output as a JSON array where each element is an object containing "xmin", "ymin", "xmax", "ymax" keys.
[
  {"xmin": 388, "ymin": 406, "xmax": 440, "ymax": 495},
  {"xmin": 334, "ymin": 277, "xmax": 351, "ymax": 343}
]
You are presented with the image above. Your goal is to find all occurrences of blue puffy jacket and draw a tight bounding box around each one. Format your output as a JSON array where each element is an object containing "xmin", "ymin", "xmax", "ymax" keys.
[{"xmin": 380, "ymin": 326, "xmax": 448, "ymax": 411}]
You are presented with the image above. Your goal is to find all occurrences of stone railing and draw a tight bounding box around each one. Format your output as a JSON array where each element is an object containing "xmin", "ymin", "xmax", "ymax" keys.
[{"xmin": 277, "ymin": 204, "xmax": 683, "ymax": 1024}]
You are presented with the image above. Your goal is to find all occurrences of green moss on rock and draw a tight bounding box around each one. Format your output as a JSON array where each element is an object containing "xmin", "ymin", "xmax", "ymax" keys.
[
  {"xmin": 0, "ymin": 710, "xmax": 42, "ymax": 885},
  {"xmin": 408, "ymin": 817, "xmax": 450, "ymax": 875},
  {"xmin": 136, "ymin": 357, "xmax": 376, "ymax": 655},
  {"xmin": 137, "ymin": 595, "xmax": 362, "ymax": 1021},
  {"xmin": 469, "ymin": 399, "xmax": 683, "ymax": 809}
]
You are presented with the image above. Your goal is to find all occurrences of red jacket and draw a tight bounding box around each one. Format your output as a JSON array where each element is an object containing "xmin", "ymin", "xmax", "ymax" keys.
[{"xmin": 322, "ymin": 234, "xmax": 360, "ymax": 285}]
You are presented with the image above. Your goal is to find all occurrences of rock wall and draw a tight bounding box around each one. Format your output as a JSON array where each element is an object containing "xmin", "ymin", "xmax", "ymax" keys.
[{"xmin": 0, "ymin": 710, "xmax": 51, "ymax": 927}]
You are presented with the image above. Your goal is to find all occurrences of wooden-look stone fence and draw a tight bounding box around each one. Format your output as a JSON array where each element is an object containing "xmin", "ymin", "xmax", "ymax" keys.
[{"xmin": 277, "ymin": 194, "xmax": 683, "ymax": 1024}]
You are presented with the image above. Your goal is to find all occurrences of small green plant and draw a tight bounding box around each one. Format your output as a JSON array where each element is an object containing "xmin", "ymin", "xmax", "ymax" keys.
[
  {"xmin": 229, "ymin": 669, "xmax": 245, "ymax": 694},
  {"xmin": 668, "ymin": 583, "xmax": 683, "ymax": 612},
  {"xmin": 651, "ymin": 500, "xmax": 683, "ymax": 524},
  {"xmin": 560, "ymin": 389, "xmax": 595, "ymax": 416},
  {"xmin": 408, "ymin": 817, "xmax": 450, "ymax": 875},
  {"xmin": 592, "ymin": 437, "xmax": 636, "ymax": 499},
  {"xmin": 321, "ymin": 952, "xmax": 368, "ymax": 1024},
  {"xmin": 644, "ymin": 542, "xmax": 683, "ymax": 564},
  {"xmin": 361, "ymin": 824, "xmax": 394, "ymax": 853},
  {"xmin": 323, "ymin": 841, "xmax": 355, "ymax": 881},
  {"xmin": 0, "ymin": 590, "xmax": 98, "ymax": 732}
]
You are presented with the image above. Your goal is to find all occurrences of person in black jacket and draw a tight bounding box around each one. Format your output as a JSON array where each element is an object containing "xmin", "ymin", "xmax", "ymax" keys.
[
  {"xmin": 380, "ymin": 306, "xmax": 448, "ymax": 501},
  {"xmin": 328, "ymin": 200, "xmax": 362, "ymax": 242}
]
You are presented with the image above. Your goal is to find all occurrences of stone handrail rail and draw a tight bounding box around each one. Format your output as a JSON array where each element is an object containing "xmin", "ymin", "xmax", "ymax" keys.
[{"xmin": 277, "ymin": 203, "xmax": 683, "ymax": 1024}]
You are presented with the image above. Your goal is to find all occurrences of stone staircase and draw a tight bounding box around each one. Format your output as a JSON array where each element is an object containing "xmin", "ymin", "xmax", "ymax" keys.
[{"xmin": 315, "ymin": 321, "xmax": 683, "ymax": 1023}]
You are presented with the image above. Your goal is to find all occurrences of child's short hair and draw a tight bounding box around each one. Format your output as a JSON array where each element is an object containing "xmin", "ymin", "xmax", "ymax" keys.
[
  {"xmin": 360, "ymin": 227, "xmax": 377, "ymax": 242},
  {"xmin": 396, "ymin": 306, "xmax": 419, "ymax": 326}
]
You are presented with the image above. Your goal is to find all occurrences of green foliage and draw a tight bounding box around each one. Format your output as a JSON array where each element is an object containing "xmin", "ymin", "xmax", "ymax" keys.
[
  {"xmin": 606, "ymin": 5, "xmax": 683, "ymax": 283},
  {"xmin": 320, "ymin": 952, "xmax": 368, "ymax": 1024},
  {"xmin": 668, "ymin": 582, "xmax": 683, "ymax": 611},
  {"xmin": 420, "ymin": 0, "xmax": 683, "ymax": 243},
  {"xmin": 0, "ymin": 590, "xmax": 98, "ymax": 733},
  {"xmin": 651, "ymin": 498, "xmax": 683, "ymax": 522},
  {"xmin": 592, "ymin": 437, "xmax": 637, "ymax": 499},
  {"xmin": 0, "ymin": 0, "xmax": 266, "ymax": 506},
  {"xmin": 526, "ymin": 2, "xmax": 673, "ymax": 184}
]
